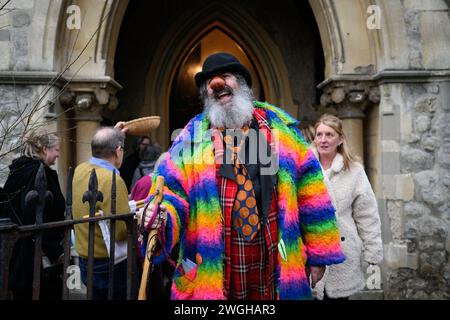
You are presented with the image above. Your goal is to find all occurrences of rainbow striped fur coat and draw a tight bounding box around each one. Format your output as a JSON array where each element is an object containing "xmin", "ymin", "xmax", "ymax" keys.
[{"xmin": 147, "ymin": 101, "xmax": 345, "ymax": 300}]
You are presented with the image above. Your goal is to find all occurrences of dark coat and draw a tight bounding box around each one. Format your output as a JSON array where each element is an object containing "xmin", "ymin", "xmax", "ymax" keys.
[
  {"xmin": 0, "ymin": 156, "xmax": 65, "ymax": 296},
  {"xmin": 119, "ymin": 151, "xmax": 140, "ymax": 191}
]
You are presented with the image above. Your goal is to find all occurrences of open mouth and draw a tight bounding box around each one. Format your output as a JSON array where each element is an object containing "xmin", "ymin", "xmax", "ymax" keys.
[{"xmin": 214, "ymin": 87, "xmax": 233, "ymax": 101}]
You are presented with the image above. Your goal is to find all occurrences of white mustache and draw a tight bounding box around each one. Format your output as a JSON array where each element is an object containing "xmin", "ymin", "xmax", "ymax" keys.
[
  {"xmin": 213, "ymin": 86, "xmax": 233, "ymax": 100},
  {"xmin": 204, "ymin": 85, "xmax": 254, "ymax": 129}
]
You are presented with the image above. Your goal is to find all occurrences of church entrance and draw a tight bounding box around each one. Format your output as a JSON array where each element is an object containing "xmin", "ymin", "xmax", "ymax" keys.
[
  {"xmin": 112, "ymin": 1, "xmax": 324, "ymax": 150},
  {"xmin": 169, "ymin": 27, "xmax": 265, "ymax": 135}
]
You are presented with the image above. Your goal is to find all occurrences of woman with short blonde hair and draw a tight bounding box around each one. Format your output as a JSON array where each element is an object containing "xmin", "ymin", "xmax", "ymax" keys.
[
  {"xmin": 23, "ymin": 129, "xmax": 60, "ymax": 165},
  {"xmin": 1, "ymin": 128, "xmax": 65, "ymax": 299}
]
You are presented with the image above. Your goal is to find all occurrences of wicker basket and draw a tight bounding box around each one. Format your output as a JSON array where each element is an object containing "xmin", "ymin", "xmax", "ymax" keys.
[{"xmin": 123, "ymin": 116, "xmax": 160, "ymax": 136}]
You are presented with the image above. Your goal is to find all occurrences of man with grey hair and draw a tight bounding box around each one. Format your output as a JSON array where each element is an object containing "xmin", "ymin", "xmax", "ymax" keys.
[{"xmin": 72, "ymin": 127, "xmax": 131, "ymax": 300}]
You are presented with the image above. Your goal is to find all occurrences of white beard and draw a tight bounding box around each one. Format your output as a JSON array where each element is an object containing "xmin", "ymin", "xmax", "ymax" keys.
[{"xmin": 203, "ymin": 83, "xmax": 254, "ymax": 129}]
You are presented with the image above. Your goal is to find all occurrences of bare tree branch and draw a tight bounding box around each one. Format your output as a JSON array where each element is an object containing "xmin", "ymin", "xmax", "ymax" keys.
[
  {"xmin": 0, "ymin": 0, "xmax": 12, "ymax": 11},
  {"xmin": 0, "ymin": 2, "xmax": 117, "ymax": 182},
  {"xmin": 0, "ymin": 7, "xmax": 14, "ymax": 17},
  {"xmin": 0, "ymin": 56, "xmax": 90, "ymax": 155},
  {"xmin": 17, "ymin": 4, "xmax": 114, "ymax": 134}
]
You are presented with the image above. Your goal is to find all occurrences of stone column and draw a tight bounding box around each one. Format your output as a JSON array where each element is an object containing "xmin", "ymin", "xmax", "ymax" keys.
[
  {"xmin": 73, "ymin": 94, "xmax": 103, "ymax": 164},
  {"xmin": 59, "ymin": 83, "xmax": 121, "ymax": 166},
  {"xmin": 319, "ymin": 81, "xmax": 380, "ymax": 161}
]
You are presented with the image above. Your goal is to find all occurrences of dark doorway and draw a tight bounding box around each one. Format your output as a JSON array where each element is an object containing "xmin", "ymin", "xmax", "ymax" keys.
[{"xmin": 169, "ymin": 27, "xmax": 265, "ymax": 137}]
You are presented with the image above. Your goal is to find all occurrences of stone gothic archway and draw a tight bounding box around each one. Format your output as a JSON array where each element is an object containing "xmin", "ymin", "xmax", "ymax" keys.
[
  {"xmin": 168, "ymin": 26, "xmax": 266, "ymax": 138},
  {"xmin": 51, "ymin": 0, "xmax": 384, "ymax": 188},
  {"xmin": 54, "ymin": 0, "xmax": 384, "ymax": 164},
  {"xmin": 141, "ymin": 2, "xmax": 296, "ymax": 148},
  {"xmin": 54, "ymin": 0, "xmax": 129, "ymax": 167}
]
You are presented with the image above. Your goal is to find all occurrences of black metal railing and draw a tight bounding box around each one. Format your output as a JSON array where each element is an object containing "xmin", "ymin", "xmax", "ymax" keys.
[{"xmin": 0, "ymin": 163, "xmax": 139, "ymax": 300}]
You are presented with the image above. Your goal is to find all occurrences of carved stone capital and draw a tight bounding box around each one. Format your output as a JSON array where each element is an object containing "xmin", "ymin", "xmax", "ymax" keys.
[
  {"xmin": 58, "ymin": 77, "xmax": 122, "ymax": 115},
  {"xmin": 73, "ymin": 98, "xmax": 103, "ymax": 122},
  {"xmin": 75, "ymin": 93, "xmax": 95, "ymax": 110},
  {"xmin": 59, "ymin": 91, "xmax": 120, "ymax": 124},
  {"xmin": 319, "ymin": 80, "xmax": 380, "ymax": 119}
]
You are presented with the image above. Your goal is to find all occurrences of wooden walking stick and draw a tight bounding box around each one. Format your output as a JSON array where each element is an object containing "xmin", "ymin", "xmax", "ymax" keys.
[{"xmin": 138, "ymin": 176, "xmax": 165, "ymax": 300}]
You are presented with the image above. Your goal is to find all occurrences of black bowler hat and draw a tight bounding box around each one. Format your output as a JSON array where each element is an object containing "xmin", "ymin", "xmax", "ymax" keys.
[{"xmin": 194, "ymin": 52, "xmax": 252, "ymax": 88}]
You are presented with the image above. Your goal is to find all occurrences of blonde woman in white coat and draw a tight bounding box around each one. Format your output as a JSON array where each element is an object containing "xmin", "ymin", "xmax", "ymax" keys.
[{"xmin": 312, "ymin": 114, "xmax": 383, "ymax": 300}]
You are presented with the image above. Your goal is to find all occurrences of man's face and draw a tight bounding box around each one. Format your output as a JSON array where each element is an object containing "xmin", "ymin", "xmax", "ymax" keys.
[
  {"xmin": 202, "ymin": 72, "xmax": 254, "ymax": 129},
  {"xmin": 206, "ymin": 73, "xmax": 240, "ymax": 108},
  {"xmin": 115, "ymin": 145, "xmax": 125, "ymax": 168},
  {"xmin": 138, "ymin": 138, "xmax": 151, "ymax": 152}
]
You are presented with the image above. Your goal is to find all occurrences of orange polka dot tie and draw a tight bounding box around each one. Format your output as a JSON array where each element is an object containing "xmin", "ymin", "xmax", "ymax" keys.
[
  {"xmin": 223, "ymin": 129, "xmax": 261, "ymax": 241},
  {"xmin": 232, "ymin": 163, "xmax": 261, "ymax": 241}
]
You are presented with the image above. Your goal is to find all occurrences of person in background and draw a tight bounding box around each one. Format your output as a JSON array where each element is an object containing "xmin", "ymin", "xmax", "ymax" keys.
[
  {"xmin": 312, "ymin": 114, "xmax": 383, "ymax": 300},
  {"xmin": 0, "ymin": 129, "xmax": 65, "ymax": 300},
  {"xmin": 130, "ymin": 142, "xmax": 162, "ymax": 191},
  {"xmin": 129, "ymin": 151, "xmax": 175, "ymax": 300},
  {"xmin": 130, "ymin": 151, "xmax": 167, "ymax": 202},
  {"xmin": 72, "ymin": 127, "xmax": 130, "ymax": 300},
  {"xmin": 120, "ymin": 136, "xmax": 152, "ymax": 190}
]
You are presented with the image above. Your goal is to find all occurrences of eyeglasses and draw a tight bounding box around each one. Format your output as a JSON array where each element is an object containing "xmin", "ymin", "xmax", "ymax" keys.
[{"xmin": 117, "ymin": 146, "xmax": 127, "ymax": 156}]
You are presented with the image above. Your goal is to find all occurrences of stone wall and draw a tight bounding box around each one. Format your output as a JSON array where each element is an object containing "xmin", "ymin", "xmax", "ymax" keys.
[
  {"xmin": 0, "ymin": 0, "xmax": 61, "ymax": 186},
  {"xmin": 381, "ymin": 81, "xmax": 450, "ymax": 299},
  {"xmin": 0, "ymin": 84, "xmax": 60, "ymax": 186}
]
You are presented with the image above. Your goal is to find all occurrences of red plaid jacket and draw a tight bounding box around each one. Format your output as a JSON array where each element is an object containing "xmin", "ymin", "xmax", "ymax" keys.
[{"xmin": 214, "ymin": 109, "xmax": 279, "ymax": 300}]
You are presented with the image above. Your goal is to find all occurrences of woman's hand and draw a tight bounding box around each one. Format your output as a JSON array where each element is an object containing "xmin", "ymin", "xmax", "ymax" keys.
[{"xmin": 307, "ymin": 265, "xmax": 326, "ymax": 288}]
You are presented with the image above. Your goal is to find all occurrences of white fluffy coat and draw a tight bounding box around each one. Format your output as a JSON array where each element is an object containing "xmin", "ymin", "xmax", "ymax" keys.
[{"xmin": 313, "ymin": 149, "xmax": 383, "ymax": 299}]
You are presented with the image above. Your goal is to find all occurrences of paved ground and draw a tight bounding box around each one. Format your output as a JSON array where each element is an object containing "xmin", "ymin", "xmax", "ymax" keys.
[
  {"xmin": 69, "ymin": 284, "xmax": 87, "ymax": 300},
  {"xmin": 350, "ymin": 290, "xmax": 384, "ymax": 300}
]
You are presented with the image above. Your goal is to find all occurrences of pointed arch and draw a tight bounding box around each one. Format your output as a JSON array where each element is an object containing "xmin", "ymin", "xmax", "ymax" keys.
[
  {"xmin": 308, "ymin": 0, "xmax": 379, "ymax": 77},
  {"xmin": 55, "ymin": 0, "xmax": 129, "ymax": 78},
  {"xmin": 142, "ymin": 2, "xmax": 295, "ymax": 147},
  {"xmin": 168, "ymin": 26, "xmax": 266, "ymax": 134}
]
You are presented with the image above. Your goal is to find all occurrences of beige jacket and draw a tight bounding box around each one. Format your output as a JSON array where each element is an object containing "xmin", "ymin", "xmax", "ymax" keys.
[{"xmin": 312, "ymin": 149, "xmax": 383, "ymax": 299}]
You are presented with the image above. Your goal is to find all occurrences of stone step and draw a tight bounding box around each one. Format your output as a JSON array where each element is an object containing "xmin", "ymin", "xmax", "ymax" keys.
[{"xmin": 350, "ymin": 290, "xmax": 385, "ymax": 300}]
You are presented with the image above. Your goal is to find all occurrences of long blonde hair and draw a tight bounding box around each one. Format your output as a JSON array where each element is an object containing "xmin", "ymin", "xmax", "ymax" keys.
[
  {"xmin": 314, "ymin": 114, "xmax": 360, "ymax": 171},
  {"xmin": 23, "ymin": 128, "xmax": 59, "ymax": 161}
]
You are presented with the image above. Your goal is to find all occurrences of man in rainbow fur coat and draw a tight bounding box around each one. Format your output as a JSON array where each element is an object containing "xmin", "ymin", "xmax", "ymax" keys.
[{"xmin": 142, "ymin": 53, "xmax": 345, "ymax": 300}]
